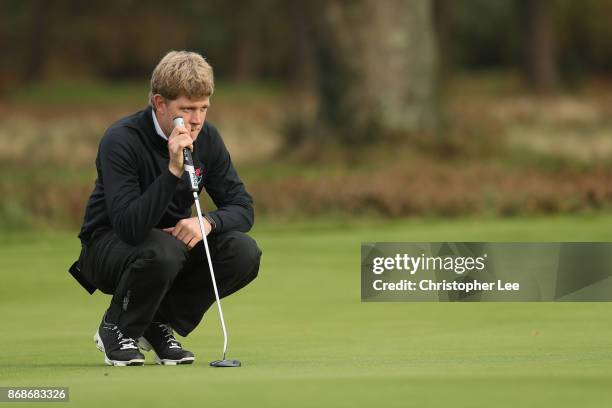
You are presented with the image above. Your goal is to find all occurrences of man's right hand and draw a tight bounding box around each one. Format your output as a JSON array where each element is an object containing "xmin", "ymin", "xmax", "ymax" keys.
[{"xmin": 168, "ymin": 123, "xmax": 194, "ymax": 178}]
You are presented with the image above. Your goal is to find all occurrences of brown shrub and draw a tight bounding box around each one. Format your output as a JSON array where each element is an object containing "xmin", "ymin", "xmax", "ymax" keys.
[{"xmin": 249, "ymin": 162, "xmax": 612, "ymax": 218}]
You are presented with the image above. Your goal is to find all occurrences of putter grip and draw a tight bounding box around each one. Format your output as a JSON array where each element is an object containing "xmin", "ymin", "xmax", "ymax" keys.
[{"xmin": 173, "ymin": 117, "xmax": 199, "ymax": 192}]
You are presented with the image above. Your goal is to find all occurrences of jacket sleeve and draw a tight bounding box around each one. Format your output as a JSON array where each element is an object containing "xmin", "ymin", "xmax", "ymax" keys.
[
  {"xmin": 99, "ymin": 130, "xmax": 180, "ymax": 245},
  {"xmin": 203, "ymin": 128, "xmax": 254, "ymax": 233}
]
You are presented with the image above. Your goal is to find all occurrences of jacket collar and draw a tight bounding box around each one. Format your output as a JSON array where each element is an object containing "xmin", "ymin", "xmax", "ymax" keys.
[{"xmin": 138, "ymin": 106, "xmax": 169, "ymax": 156}]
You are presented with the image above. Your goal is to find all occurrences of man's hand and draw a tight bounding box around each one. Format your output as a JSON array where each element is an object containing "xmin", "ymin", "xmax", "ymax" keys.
[
  {"xmin": 168, "ymin": 123, "xmax": 194, "ymax": 178},
  {"xmin": 162, "ymin": 217, "xmax": 212, "ymax": 249}
]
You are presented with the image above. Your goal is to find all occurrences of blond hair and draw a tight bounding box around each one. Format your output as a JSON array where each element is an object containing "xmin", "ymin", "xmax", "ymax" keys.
[{"xmin": 149, "ymin": 50, "xmax": 214, "ymax": 107}]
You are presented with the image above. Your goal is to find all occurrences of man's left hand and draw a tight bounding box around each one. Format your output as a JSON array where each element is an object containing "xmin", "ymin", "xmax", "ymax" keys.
[{"xmin": 162, "ymin": 217, "xmax": 211, "ymax": 249}]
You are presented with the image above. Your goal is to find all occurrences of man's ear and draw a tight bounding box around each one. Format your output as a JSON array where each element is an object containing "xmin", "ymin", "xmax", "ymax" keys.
[{"xmin": 152, "ymin": 94, "xmax": 166, "ymax": 113}]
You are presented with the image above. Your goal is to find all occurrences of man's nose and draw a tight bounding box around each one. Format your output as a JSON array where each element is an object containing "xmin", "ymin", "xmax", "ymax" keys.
[{"xmin": 189, "ymin": 111, "xmax": 204, "ymax": 126}]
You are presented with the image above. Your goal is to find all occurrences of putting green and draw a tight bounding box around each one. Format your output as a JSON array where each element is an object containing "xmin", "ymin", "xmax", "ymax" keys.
[{"xmin": 1, "ymin": 214, "xmax": 612, "ymax": 407}]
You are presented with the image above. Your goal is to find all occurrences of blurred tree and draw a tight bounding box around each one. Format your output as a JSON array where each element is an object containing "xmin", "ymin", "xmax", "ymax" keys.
[
  {"xmin": 3, "ymin": 0, "xmax": 612, "ymax": 98},
  {"xmin": 520, "ymin": 0, "xmax": 558, "ymax": 92},
  {"xmin": 433, "ymin": 0, "xmax": 451, "ymax": 85},
  {"xmin": 0, "ymin": 0, "xmax": 30, "ymax": 91},
  {"xmin": 556, "ymin": 0, "xmax": 612, "ymax": 85},
  {"xmin": 313, "ymin": 0, "xmax": 439, "ymax": 144},
  {"xmin": 288, "ymin": 0, "xmax": 316, "ymax": 89},
  {"xmin": 450, "ymin": 0, "xmax": 521, "ymax": 69},
  {"xmin": 230, "ymin": 0, "xmax": 261, "ymax": 81},
  {"xmin": 23, "ymin": 1, "xmax": 51, "ymax": 82}
]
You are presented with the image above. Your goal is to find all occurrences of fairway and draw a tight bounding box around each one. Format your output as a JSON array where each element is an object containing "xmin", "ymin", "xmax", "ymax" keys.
[{"xmin": 2, "ymin": 214, "xmax": 612, "ymax": 407}]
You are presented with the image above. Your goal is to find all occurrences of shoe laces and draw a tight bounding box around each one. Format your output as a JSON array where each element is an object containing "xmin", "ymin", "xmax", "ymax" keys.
[
  {"xmin": 106, "ymin": 325, "xmax": 138, "ymax": 350},
  {"xmin": 157, "ymin": 323, "xmax": 182, "ymax": 349}
]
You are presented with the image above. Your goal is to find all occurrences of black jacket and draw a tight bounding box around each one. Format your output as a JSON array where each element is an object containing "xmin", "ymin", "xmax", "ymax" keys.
[
  {"xmin": 70, "ymin": 107, "xmax": 254, "ymax": 292},
  {"xmin": 79, "ymin": 107, "xmax": 254, "ymax": 245}
]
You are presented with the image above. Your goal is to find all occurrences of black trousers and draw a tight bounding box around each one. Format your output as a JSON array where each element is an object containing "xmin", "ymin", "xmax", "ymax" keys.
[{"xmin": 80, "ymin": 228, "xmax": 261, "ymax": 338}]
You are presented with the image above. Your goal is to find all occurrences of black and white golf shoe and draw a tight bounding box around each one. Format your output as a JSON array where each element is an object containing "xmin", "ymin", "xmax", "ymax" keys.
[
  {"xmin": 138, "ymin": 322, "xmax": 195, "ymax": 365},
  {"xmin": 94, "ymin": 315, "xmax": 145, "ymax": 366}
]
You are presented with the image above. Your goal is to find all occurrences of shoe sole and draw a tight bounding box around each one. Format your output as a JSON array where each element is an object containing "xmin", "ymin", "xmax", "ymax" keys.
[
  {"xmin": 138, "ymin": 336, "xmax": 195, "ymax": 365},
  {"xmin": 94, "ymin": 331, "xmax": 145, "ymax": 367}
]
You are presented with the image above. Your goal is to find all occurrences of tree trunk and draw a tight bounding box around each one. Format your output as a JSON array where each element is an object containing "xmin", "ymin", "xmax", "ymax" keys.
[
  {"xmin": 232, "ymin": 0, "xmax": 260, "ymax": 81},
  {"xmin": 433, "ymin": 0, "xmax": 451, "ymax": 85},
  {"xmin": 288, "ymin": 0, "xmax": 316, "ymax": 90},
  {"xmin": 314, "ymin": 0, "xmax": 439, "ymax": 143},
  {"xmin": 522, "ymin": 0, "xmax": 558, "ymax": 92},
  {"xmin": 24, "ymin": 0, "xmax": 51, "ymax": 82}
]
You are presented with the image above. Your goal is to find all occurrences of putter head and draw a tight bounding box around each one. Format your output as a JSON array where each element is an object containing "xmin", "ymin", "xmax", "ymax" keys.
[{"xmin": 210, "ymin": 359, "xmax": 241, "ymax": 368}]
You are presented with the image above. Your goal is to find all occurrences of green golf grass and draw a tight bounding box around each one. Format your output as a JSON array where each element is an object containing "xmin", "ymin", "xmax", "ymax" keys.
[{"xmin": 2, "ymin": 214, "xmax": 612, "ymax": 407}]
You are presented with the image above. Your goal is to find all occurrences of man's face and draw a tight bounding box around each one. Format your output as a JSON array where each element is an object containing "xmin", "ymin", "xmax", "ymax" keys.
[{"xmin": 153, "ymin": 94, "xmax": 210, "ymax": 141}]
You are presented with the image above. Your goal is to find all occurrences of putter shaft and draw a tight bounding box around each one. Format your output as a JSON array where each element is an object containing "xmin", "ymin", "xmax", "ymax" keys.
[{"xmin": 193, "ymin": 192, "xmax": 229, "ymax": 361}]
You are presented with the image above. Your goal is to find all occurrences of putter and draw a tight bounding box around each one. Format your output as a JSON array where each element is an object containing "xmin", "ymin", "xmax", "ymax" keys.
[{"xmin": 173, "ymin": 117, "xmax": 241, "ymax": 368}]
